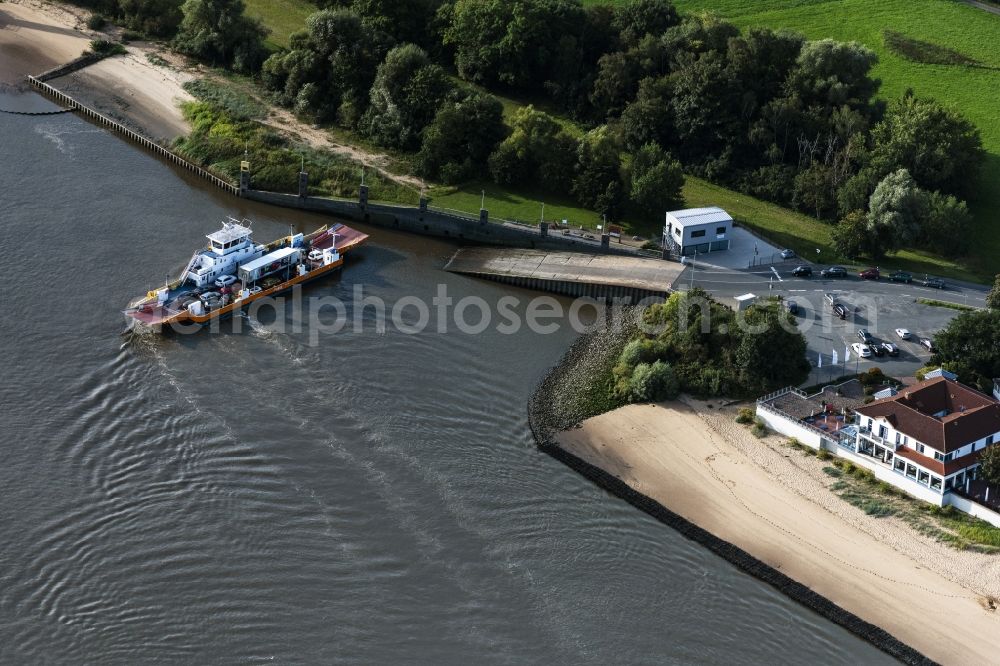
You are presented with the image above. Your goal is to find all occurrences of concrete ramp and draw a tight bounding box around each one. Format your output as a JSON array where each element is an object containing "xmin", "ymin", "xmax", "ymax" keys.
[{"xmin": 444, "ymin": 248, "xmax": 682, "ymax": 299}]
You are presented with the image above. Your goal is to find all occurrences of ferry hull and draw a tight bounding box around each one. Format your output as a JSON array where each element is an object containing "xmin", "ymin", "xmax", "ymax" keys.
[{"xmin": 125, "ymin": 221, "xmax": 368, "ymax": 332}]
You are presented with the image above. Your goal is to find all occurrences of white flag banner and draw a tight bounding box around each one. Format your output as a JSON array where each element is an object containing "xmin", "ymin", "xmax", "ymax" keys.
[
  {"xmin": 818, "ymin": 353, "xmax": 823, "ymax": 368},
  {"xmin": 832, "ymin": 349, "xmax": 839, "ymax": 365},
  {"xmin": 845, "ymin": 345, "xmax": 850, "ymax": 363}
]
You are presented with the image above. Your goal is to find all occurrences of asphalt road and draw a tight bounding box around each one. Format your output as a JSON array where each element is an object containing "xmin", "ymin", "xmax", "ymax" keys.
[{"xmin": 672, "ymin": 263, "xmax": 988, "ymax": 386}]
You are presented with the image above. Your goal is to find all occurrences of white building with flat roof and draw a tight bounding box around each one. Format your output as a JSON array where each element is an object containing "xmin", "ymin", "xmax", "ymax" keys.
[{"xmin": 663, "ymin": 207, "xmax": 732, "ymax": 256}]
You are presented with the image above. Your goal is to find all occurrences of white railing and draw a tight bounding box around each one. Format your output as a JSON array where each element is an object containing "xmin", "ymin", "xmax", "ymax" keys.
[{"xmin": 757, "ymin": 386, "xmax": 807, "ymax": 403}]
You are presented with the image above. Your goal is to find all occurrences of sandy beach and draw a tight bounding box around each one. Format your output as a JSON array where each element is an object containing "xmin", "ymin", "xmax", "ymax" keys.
[
  {"xmin": 0, "ymin": 1, "xmax": 90, "ymax": 85},
  {"xmin": 0, "ymin": 0, "xmax": 192, "ymax": 140},
  {"xmin": 555, "ymin": 401, "xmax": 1000, "ymax": 665}
]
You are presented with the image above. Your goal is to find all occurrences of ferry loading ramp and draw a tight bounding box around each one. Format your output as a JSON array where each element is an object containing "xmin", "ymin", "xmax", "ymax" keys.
[{"xmin": 444, "ymin": 248, "xmax": 682, "ymax": 299}]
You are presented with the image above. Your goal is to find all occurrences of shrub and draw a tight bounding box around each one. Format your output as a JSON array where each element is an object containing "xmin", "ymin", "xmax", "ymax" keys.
[
  {"xmin": 121, "ymin": 30, "xmax": 142, "ymax": 42},
  {"xmin": 88, "ymin": 39, "xmax": 126, "ymax": 57},
  {"xmin": 625, "ymin": 360, "xmax": 679, "ymax": 402},
  {"xmin": 735, "ymin": 407, "xmax": 755, "ymax": 424},
  {"xmin": 823, "ymin": 466, "xmax": 842, "ymax": 478},
  {"xmin": 87, "ymin": 14, "xmax": 106, "ymax": 30},
  {"xmin": 817, "ymin": 448, "xmax": 832, "ymax": 461},
  {"xmin": 751, "ymin": 418, "xmax": 767, "ymax": 438}
]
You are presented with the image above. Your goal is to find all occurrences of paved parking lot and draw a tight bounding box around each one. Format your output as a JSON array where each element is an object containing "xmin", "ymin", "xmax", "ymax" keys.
[
  {"xmin": 673, "ymin": 264, "xmax": 988, "ymax": 387},
  {"xmin": 786, "ymin": 288, "xmax": 954, "ymax": 385}
]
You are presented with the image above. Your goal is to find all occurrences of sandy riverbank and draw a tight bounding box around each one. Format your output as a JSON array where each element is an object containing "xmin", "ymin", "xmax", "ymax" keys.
[
  {"xmin": 0, "ymin": 0, "xmax": 193, "ymax": 140},
  {"xmin": 554, "ymin": 401, "xmax": 1000, "ymax": 665},
  {"xmin": 0, "ymin": 1, "xmax": 90, "ymax": 85}
]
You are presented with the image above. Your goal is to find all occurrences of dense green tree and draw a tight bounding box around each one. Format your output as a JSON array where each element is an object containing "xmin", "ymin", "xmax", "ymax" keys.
[
  {"xmin": 932, "ymin": 309, "xmax": 1000, "ymax": 393},
  {"xmin": 572, "ymin": 126, "xmax": 623, "ymax": 214},
  {"xmin": 831, "ymin": 209, "xmax": 869, "ymax": 259},
  {"xmin": 979, "ymin": 445, "xmax": 1000, "ymax": 487},
  {"xmin": 625, "ymin": 360, "xmax": 680, "ymax": 402},
  {"xmin": 361, "ymin": 44, "xmax": 454, "ymax": 149},
  {"xmin": 792, "ymin": 162, "xmax": 837, "ymax": 220},
  {"xmin": 320, "ymin": 0, "xmax": 444, "ymax": 46},
  {"xmin": 612, "ymin": 0, "xmax": 680, "ymax": 47},
  {"xmin": 733, "ymin": 302, "xmax": 812, "ymax": 395},
  {"xmin": 618, "ymin": 290, "xmax": 810, "ymax": 399},
  {"xmin": 660, "ymin": 12, "xmax": 739, "ymax": 58},
  {"xmin": 417, "ymin": 92, "xmax": 507, "ymax": 183},
  {"xmin": 727, "ymin": 28, "xmax": 804, "ymax": 111},
  {"xmin": 864, "ymin": 169, "xmax": 925, "ymax": 259},
  {"xmin": 669, "ymin": 51, "xmax": 741, "ymax": 163},
  {"xmin": 488, "ymin": 105, "xmax": 577, "ymax": 192},
  {"xmin": 987, "ymin": 275, "xmax": 1000, "ymax": 310},
  {"xmin": 261, "ymin": 9, "xmax": 386, "ymax": 124},
  {"xmin": 629, "ymin": 142, "xmax": 684, "ymax": 217},
  {"xmin": 173, "ymin": 0, "xmax": 268, "ymax": 72},
  {"xmin": 589, "ymin": 51, "xmax": 642, "ymax": 120},
  {"xmin": 921, "ymin": 191, "xmax": 970, "ymax": 257},
  {"xmin": 786, "ymin": 39, "xmax": 879, "ymax": 112},
  {"xmin": 118, "ymin": 0, "xmax": 184, "ymax": 36},
  {"xmin": 620, "ymin": 75, "xmax": 674, "ymax": 151},
  {"xmin": 444, "ymin": 0, "xmax": 587, "ymax": 89},
  {"xmin": 868, "ymin": 93, "xmax": 984, "ymax": 197}
]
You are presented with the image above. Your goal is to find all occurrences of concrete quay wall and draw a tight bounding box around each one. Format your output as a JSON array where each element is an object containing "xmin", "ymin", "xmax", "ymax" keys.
[{"xmin": 243, "ymin": 189, "xmax": 645, "ymax": 255}]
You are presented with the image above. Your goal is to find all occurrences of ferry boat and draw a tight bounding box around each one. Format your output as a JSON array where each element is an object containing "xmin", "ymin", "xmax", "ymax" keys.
[{"xmin": 124, "ymin": 218, "xmax": 368, "ymax": 331}]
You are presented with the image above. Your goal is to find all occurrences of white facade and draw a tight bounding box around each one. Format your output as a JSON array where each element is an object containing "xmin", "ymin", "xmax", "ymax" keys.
[{"xmin": 663, "ymin": 207, "xmax": 732, "ymax": 256}]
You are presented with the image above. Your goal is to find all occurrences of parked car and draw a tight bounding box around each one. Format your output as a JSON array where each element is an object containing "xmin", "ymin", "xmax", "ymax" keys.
[
  {"xmin": 888, "ymin": 271, "xmax": 912, "ymax": 283},
  {"xmin": 920, "ymin": 338, "xmax": 935, "ymax": 352},
  {"xmin": 922, "ymin": 277, "xmax": 946, "ymax": 289},
  {"xmin": 833, "ymin": 303, "xmax": 848, "ymax": 319},
  {"xmin": 821, "ymin": 266, "xmax": 847, "ymax": 278},
  {"xmin": 780, "ymin": 249, "xmax": 796, "ymax": 259},
  {"xmin": 857, "ymin": 328, "xmax": 874, "ymax": 343},
  {"xmin": 631, "ymin": 235, "xmax": 642, "ymax": 241},
  {"xmin": 851, "ymin": 342, "xmax": 873, "ymax": 358},
  {"xmin": 214, "ymin": 275, "xmax": 237, "ymax": 288},
  {"xmin": 895, "ymin": 328, "xmax": 912, "ymax": 340},
  {"xmin": 858, "ymin": 267, "xmax": 880, "ymax": 280},
  {"xmin": 870, "ymin": 342, "xmax": 885, "ymax": 357},
  {"xmin": 792, "ymin": 265, "xmax": 813, "ymax": 277},
  {"xmin": 882, "ymin": 342, "xmax": 899, "ymax": 356}
]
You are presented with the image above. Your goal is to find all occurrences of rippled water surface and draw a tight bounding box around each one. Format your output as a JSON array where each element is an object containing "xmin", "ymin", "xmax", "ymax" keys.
[{"xmin": 0, "ymin": 106, "xmax": 897, "ymax": 664}]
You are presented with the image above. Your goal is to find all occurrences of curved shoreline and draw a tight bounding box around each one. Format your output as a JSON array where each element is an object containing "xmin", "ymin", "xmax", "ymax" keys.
[{"xmin": 527, "ymin": 332, "xmax": 936, "ymax": 666}]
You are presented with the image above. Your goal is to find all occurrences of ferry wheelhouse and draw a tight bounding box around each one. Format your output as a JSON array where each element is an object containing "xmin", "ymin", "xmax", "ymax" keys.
[{"xmin": 125, "ymin": 218, "xmax": 368, "ymax": 330}]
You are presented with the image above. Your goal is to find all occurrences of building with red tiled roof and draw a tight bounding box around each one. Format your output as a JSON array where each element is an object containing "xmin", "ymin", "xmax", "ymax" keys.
[{"xmin": 850, "ymin": 370, "xmax": 1000, "ymax": 496}]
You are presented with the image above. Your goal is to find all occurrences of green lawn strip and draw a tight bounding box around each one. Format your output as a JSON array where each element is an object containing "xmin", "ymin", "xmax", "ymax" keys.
[{"xmin": 916, "ymin": 298, "xmax": 979, "ymax": 312}]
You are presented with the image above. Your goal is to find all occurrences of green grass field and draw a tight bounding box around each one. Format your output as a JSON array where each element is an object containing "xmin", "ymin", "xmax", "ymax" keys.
[{"xmin": 244, "ymin": 0, "xmax": 317, "ymax": 50}]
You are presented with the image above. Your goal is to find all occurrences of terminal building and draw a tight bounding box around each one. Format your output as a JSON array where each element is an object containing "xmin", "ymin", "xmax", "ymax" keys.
[{"xmin": 662, "ymin": 207, "xmax": 732, "ymax": 256}]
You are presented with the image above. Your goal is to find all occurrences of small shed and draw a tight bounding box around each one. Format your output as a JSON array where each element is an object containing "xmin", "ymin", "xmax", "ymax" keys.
[{"xmin": 734, "ymin": 293, "xmax": 757, "ymax": 312}]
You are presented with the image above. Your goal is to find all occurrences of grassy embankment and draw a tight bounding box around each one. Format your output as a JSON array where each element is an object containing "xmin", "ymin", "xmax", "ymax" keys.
[
  {"xmin": 223, "ymin": 0, "xmax": 992, "ymax": 282},
  {"xmin": 781, "ymin": 439, "xmax": 1000, "ymax": 551},
  {"xmin": 174, "ymin": 79, "xmax": 415, "ymax": 203}
]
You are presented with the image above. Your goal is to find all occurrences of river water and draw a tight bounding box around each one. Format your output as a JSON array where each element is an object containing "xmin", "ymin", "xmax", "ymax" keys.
[{"xmin": 0, "ymin": 104, "xmax": 896, "ymax": 664}]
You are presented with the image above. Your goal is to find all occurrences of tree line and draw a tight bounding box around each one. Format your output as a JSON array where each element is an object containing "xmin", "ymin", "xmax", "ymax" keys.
[{"xmin": 83, "ymin": 0, "xmax": 985, "ymax": 254}]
